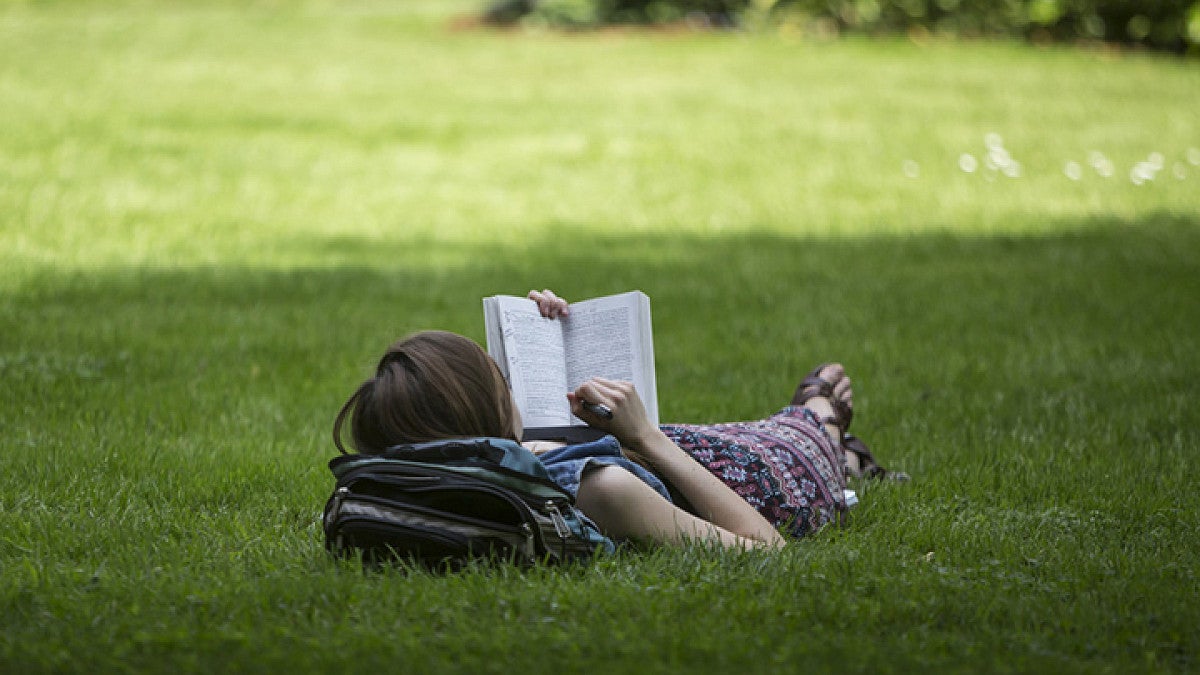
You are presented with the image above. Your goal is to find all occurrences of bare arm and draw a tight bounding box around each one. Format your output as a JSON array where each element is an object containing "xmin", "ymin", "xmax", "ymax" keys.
[
  {"xmin": 574, "ymin": 463, "xmax": 772, "ymax": 550},
  {"xmin": 571, "ymin": 377, "xmax": 785, "ymax": 549}
]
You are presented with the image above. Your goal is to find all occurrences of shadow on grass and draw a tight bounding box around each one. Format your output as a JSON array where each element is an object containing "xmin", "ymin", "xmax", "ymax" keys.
[{"xmin": 2, "ymin": 211, "xmax": 1198, "ymax": 489}]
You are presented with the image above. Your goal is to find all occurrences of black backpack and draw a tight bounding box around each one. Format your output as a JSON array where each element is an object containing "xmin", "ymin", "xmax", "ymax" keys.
[{"xmin": 323, "ymin": 437, "xmax": 614, "ymax": 568}]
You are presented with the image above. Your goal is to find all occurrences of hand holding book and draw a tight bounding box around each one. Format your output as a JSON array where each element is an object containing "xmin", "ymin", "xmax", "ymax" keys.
[
  {"xmin": 568, "ymin": 376, "xmax": 659, "ymax": 450},
  {"xmin": 527, "ymin": 289, "xmax": 571, "ymax": 319}
]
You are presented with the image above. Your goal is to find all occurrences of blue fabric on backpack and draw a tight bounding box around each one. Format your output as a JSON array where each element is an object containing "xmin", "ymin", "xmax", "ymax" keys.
[{"xmin": 538, "ymin": 435, "xmax": 672, "ymax": 503}]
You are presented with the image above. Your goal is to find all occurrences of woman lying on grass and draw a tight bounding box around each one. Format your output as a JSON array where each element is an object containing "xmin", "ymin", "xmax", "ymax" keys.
[{"xmin": 333, "ymin": 289, "xmax": 902, "ymax": 550}]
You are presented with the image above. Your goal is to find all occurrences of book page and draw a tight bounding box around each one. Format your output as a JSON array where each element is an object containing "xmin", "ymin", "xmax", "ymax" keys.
[
  {"xmin": 561, "ymin": 291, "xmax": 657, "ymax": 426},
  {"xmin": 483, "ymin": 296, "xmax": 572, "ymax": 428},
  {"xmin": 562, "ymin": 305, "xmax": 635, "ymax": 385}
]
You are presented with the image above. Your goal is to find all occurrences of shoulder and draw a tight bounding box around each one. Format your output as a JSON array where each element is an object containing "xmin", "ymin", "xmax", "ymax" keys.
[{"xmin": 522, "ymin": 440, "xmax": 567, "ymax": 456}]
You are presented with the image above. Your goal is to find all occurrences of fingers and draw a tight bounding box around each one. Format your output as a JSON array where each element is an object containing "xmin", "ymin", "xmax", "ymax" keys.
[
  {"xmin": 569, "ymin": 378, "xmax": 648, "ymax": 438},
  {"xmin": 527, "ymin": 289, "xmax": 570, "ymax": 319},
  {"xmin": 574, "ymin": 377, "xmax": 633, "ymax": 407}
]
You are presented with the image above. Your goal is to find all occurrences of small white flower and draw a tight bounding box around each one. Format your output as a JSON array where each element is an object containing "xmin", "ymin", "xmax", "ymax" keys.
[
  {"xmin": 1064, "ymin": 161, "xmax": 1083, "ymax": 181},
  {"xmin": 1130, "ymin": 162, "xmax": 1155, "ymax": 185},
  {"xmin": 958, "ymin": 153, "xmax": 978, "ymax": 173}
]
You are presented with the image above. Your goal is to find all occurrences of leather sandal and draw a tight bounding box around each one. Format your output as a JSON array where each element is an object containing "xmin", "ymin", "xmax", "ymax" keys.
[
  {"xmin": 843, "ymin": 434, "xmax": 909, "ymax": 482},
  {"xmin": 792, "ymin": 363, "xmax": 853, "ymax": 430}
]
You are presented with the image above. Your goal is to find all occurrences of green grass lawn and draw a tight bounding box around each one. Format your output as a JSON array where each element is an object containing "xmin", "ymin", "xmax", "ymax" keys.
[{"xmin": 2, "ymin": 0, "xmax": 1199, "ymax": 672}]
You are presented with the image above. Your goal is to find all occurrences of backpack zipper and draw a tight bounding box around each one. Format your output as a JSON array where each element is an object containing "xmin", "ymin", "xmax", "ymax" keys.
[
  {"xmin": 545, "ymin": 501, "xmax": 571, "ymax": 540},
  {"xmin": 521, "ymin": 522, "xmax": 535, "ymax": 558},
  {"xmin": 328, "ymin": 486, "xmax": 350, "ymax": 521}
]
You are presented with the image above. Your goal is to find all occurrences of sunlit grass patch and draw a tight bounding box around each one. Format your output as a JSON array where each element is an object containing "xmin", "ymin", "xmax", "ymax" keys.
[{"xmin": 1, "ymin": 2, "xmax": 1198, "ymax": 274}]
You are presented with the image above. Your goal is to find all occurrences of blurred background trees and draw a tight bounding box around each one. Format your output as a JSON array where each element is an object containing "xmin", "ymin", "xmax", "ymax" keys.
[{"xmin": 483, "ymin": 0, "xmax": 1200, "ymax": 54}]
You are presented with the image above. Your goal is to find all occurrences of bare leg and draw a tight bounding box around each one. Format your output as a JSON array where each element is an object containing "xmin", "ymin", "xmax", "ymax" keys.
[
  {"xmin": 802, "ymin": 393, "xmax": 847, "ymax": 462},
  {"xmin": 793, "ymin": 363, "xmax": 853, "ymax": 470}
]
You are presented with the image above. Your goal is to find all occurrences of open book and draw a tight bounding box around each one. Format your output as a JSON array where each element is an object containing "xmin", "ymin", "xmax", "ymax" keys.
[{"xmin": 483, "ymin": 291, "xmax": 657, "ymax": 442}]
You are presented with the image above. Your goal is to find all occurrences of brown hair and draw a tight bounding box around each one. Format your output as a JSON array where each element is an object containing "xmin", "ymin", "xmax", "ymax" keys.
[{"xmin": 333, "ymin": 331, "xmax": 518, "ymax": 454}]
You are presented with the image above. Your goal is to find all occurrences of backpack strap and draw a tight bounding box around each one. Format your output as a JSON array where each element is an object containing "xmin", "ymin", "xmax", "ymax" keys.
[
  {"xmin": 328, "ymin": 437, "xmax": 570, "ymax": 498},
  {"xmin": 381, "ymin": 437, "xmax": 507, "ymax": 465}
]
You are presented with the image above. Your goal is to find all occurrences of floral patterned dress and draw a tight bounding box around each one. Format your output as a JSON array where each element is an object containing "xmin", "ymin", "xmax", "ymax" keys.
[{"xmin": 659, "ymin": 406, "xmax": 848, "ymax": 538}]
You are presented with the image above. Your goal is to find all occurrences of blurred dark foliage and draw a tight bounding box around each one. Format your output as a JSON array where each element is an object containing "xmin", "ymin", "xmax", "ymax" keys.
[
  {"xmin": 789, "ymin": 0, "xmax": 1197, "ymax": 54},
  {"xmin": 482, "ymin": 0, "xmax": 1199, "ymax": 54},
  {"xmin": 485, "ymin": 0, "xmax": 742, "ymax": 26}
]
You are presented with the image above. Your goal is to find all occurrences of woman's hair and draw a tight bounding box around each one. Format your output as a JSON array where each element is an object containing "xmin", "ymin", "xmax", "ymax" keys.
[{"xmin": 333, "ymin": 331, "xmax": 518, "ymax": 454}]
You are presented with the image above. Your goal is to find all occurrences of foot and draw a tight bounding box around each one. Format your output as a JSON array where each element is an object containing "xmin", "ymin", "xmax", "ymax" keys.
[
  {"xmin": 793, "ymin": 364, "xmax": 907, "ymax": 482},
  {"xmin": 792, "ymin": 363, "xmax": 853, "ymax": 431},
  {"xmin": 844, "ymin": 434, "xmax": 909, "ymax": 482},
  {"xmin": 796, "ymin": 372, "xmax": 854, "ymax": 451}
]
